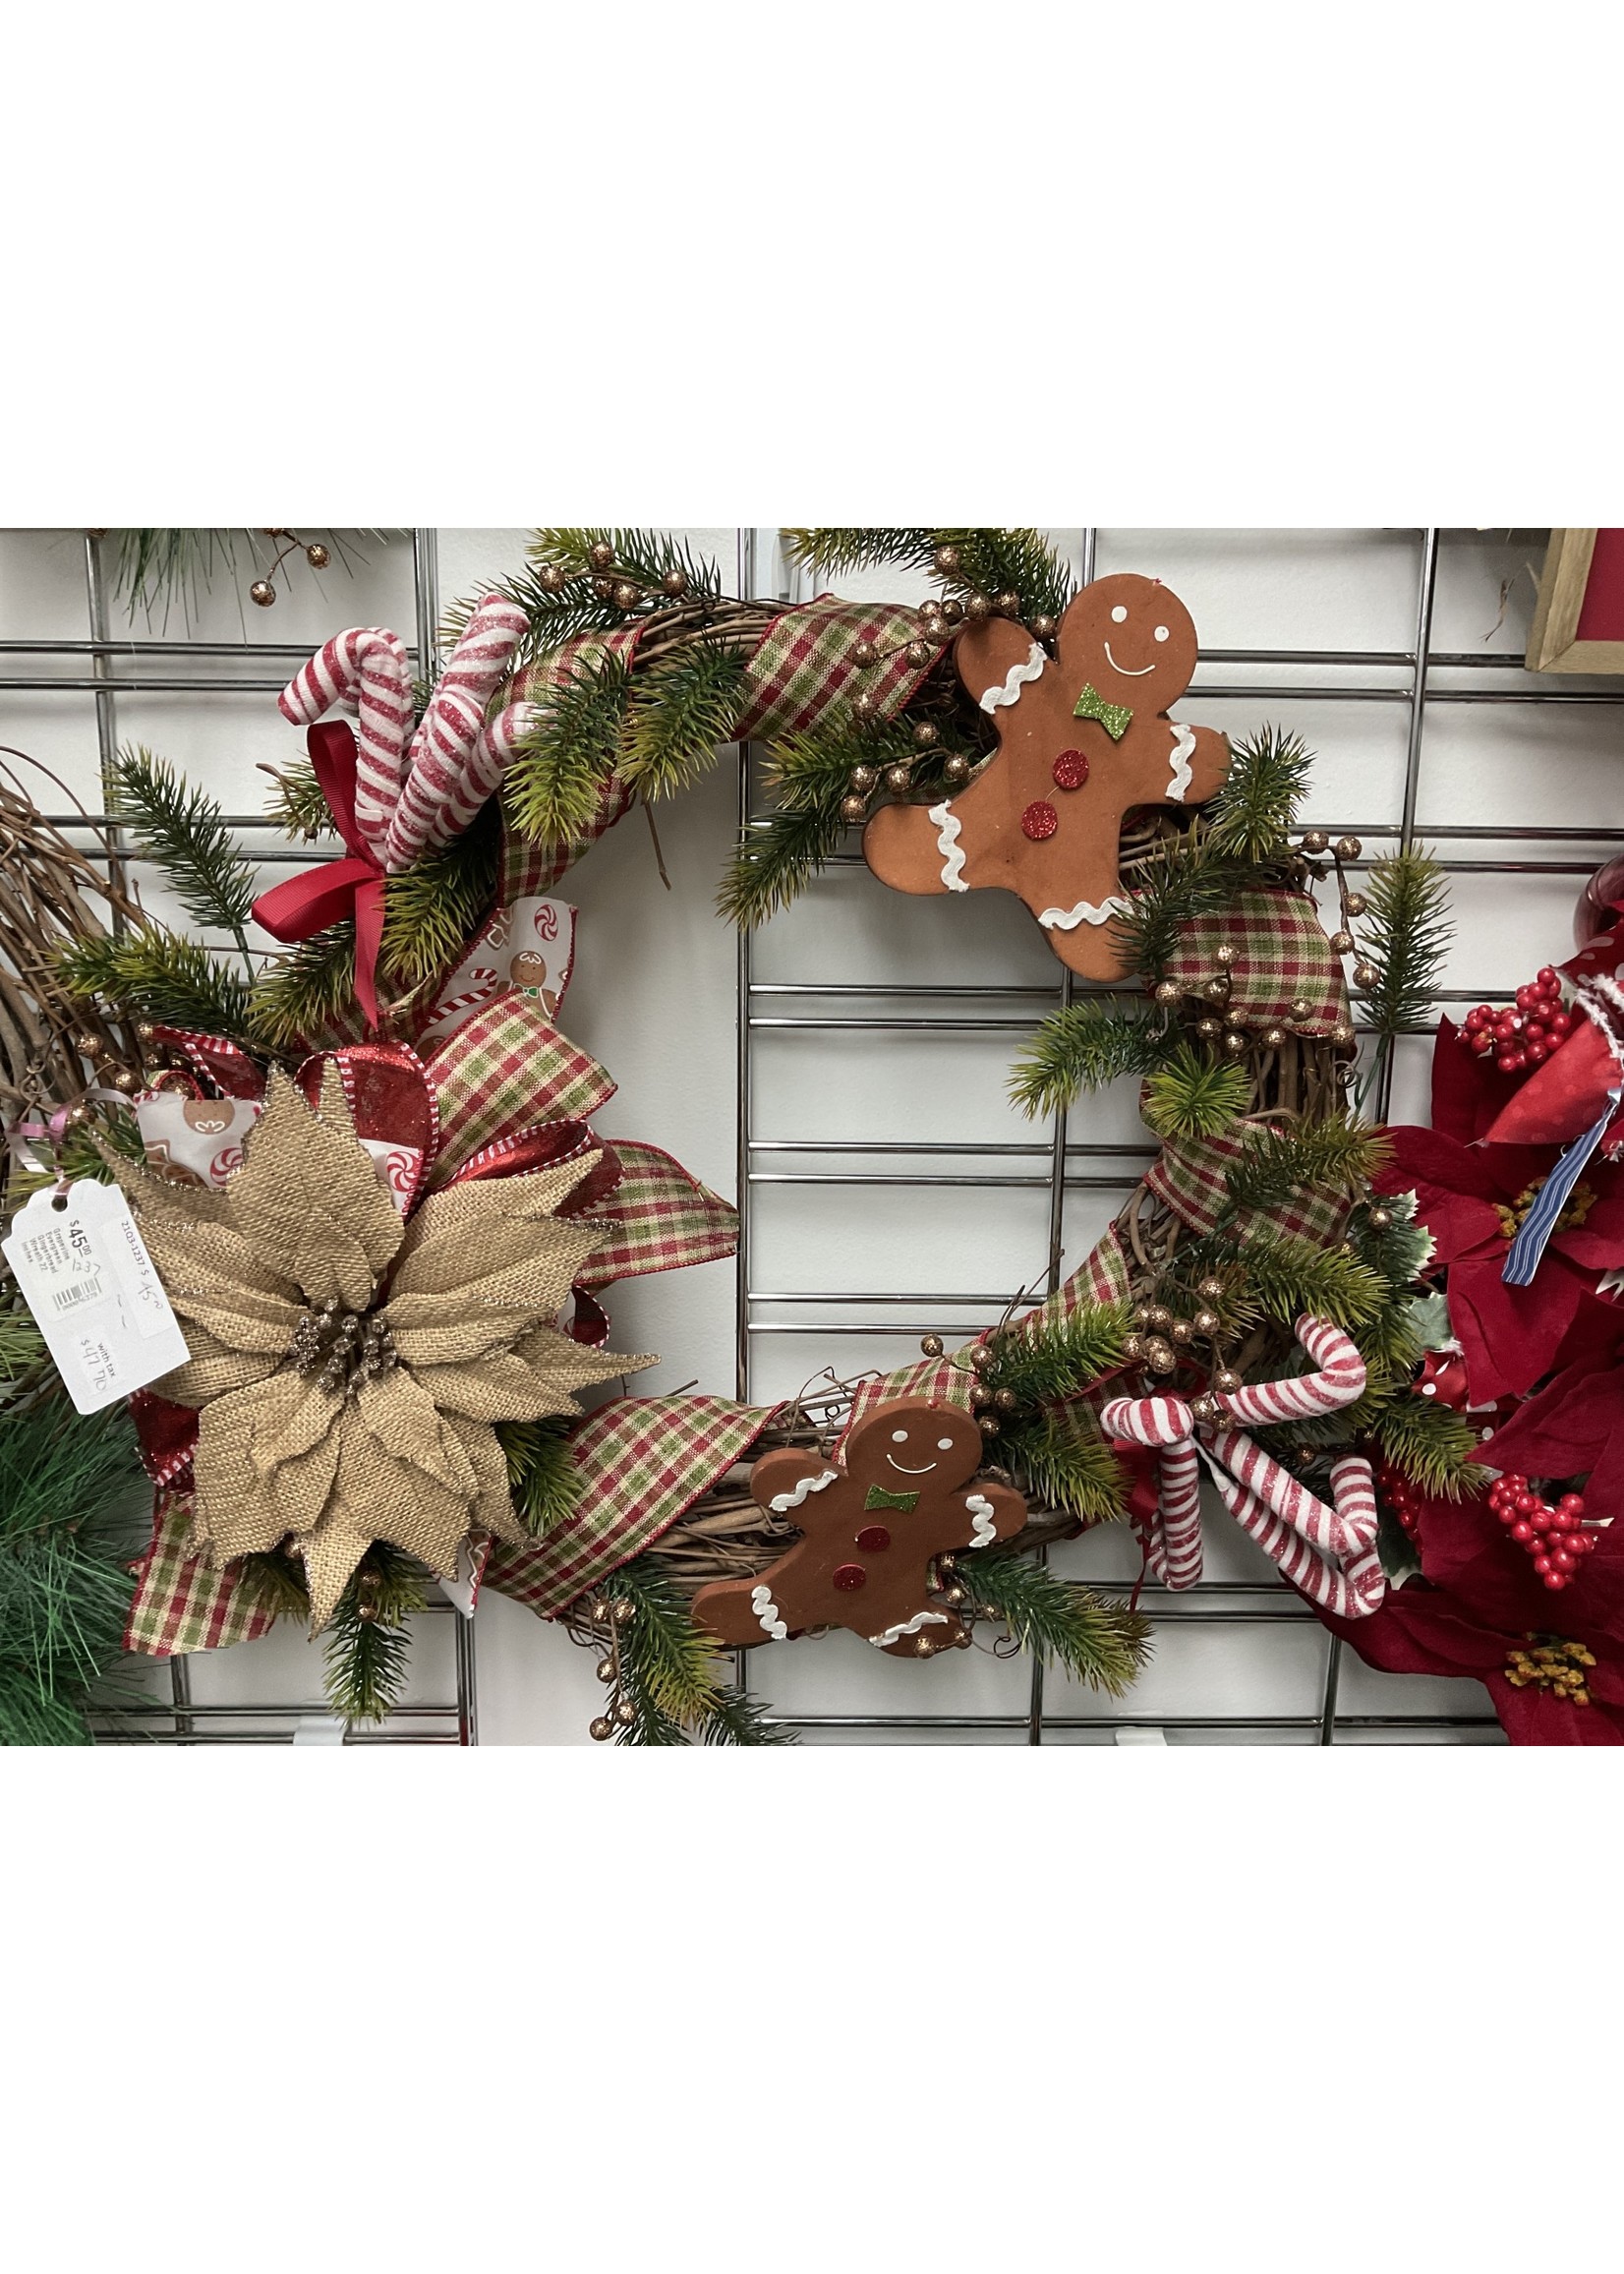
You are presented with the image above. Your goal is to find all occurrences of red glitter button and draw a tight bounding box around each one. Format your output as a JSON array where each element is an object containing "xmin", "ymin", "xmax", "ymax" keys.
[
  {"xmin": 832, "ymin": 1562, "xmax": 867, "ymax": 1591},
  {"xmin": 855, "ymin": 1525, "xmax": 892, "ymax": 1552},
  {"xmin": 1021, "ymin": 800, "xmax": 1059, "ymax": 841},
  {"xmin": 1052, "ymin": 749, "xmax": 1089, "ymax": 790}
]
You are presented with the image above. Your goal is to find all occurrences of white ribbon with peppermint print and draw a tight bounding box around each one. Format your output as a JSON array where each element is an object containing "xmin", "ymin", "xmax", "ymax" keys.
[
  {"xmin": 279, "ymin": 598, "xmax": 535, "ymax": 873},
  {"xmin": 1100, "ymin": 1314, "xmax": 1385, "ymax": 1617}
]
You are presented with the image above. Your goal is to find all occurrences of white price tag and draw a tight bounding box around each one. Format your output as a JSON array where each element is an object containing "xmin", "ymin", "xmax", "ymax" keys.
[{"xmin": 2, "ymin": 1180, "xmax": 191, "ymax": 1414}]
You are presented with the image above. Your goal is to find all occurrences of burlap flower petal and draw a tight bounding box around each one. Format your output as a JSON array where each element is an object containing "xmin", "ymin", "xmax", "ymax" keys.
[
  {"xmin": 438, "ymin": 1411, "xmax": 527, "ymax": 1546},
  {"xmin": 380, "ymin": 1222, "xmax": 602, "ymax": 1335},
  {"xmin": 299, "ymin": 1415, "xmax": 473, "ymax": 1627},
  {"xmin": 408, "ymin": 1339, "xmax": 603, "ymax": 1420},
  {"xmin": 353, "ymin": 1368, "xmax": 480, "ymax": 1499},
  {"xmin": 194, "ymin": 1372, "xmax": 341, "ymax": 1563},
  {"xmin": 510, "ymin": 1322, "xmax": 656, "ymax": 1395},
  {"xmin": 114, "ymin": 1177, "xmax": 302, "ymax": 1307},
  {"xmin": 99, "ymin": 1145, "xmax": 234, "ymax": 1228},
  {"xmin": 221, "ymin": 1067, "xmax": 404, "ymax": 1310},
  {"xmin": 168, "ymin": 1294, "xmax": 303, "ymax": 1356},
  {"xmin": 155, "ymin": 1326, "xmax": 279, "ymax": 1409},
  {"xmin": 388, "ymin": 1155, "xmax": 607, "ymax": 1295},
  {"xmin": 383, "ymin": 1310, "xmax": 546, "ymax": 1369}
]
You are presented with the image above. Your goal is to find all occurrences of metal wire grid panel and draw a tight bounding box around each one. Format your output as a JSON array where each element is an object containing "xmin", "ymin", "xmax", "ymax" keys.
[
  {"xmin": 3, "ymin": 532, "xmax": 475, "ymax": 1744},
  {"xmin": 729, "ymin": 526, "xmax": 1624, "ymax": 1745}
]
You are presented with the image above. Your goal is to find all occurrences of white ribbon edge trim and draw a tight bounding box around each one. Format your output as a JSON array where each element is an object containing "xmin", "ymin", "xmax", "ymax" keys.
[
  {"xmin": 1167, "ymin": 722, "xmax": 1195, "ymax": 801},
  {"xmin": 750, "ymin": 1583, "xmax": 789, "ymax": 1641},
  {"xmin": 868, "ymin": 1609, "xmax": 951, "ymax": 1649},
  {"xmin": 1038, "ymin": 896, "xmax": 1133, "ymax": 930},
  {"xmin": 768, "ymin": 1469, "xmax": 840, "ymax": 1513},
  {"xmin": 965, "ymin": 1491, "xmax": 997, "ymax": 1548},
  {"xmin": 978, "ymin": 642, "xmax": 1047, "ymax": 714},
  {"xmin": 928, "ymin": 799, "xmax": 968, "ymax": 892}
]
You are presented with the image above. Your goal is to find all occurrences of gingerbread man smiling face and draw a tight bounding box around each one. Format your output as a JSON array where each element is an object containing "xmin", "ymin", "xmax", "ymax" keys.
[{"xmin": 862, "ymin": 571, "xmax": 1229, "ymax": 980}]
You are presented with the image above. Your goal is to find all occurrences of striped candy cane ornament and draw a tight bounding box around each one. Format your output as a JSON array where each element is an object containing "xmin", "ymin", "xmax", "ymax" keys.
[
  {"xmin": 382, "ymin": 598, "xmax": 532, "ymax": 871},
  {"xmin": 1100, "ymin": 1315, "xmax": 1386, "ymax": 1616},
  {"xmin": 277, "ymin": 627, "xmax": 413, "ymax": 861}
]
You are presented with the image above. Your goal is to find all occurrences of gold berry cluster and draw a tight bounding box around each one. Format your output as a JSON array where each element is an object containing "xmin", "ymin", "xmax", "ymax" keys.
[{"xmin": 1503, "ymin": 1637, "xmax": 1596, "ymax": 1706}]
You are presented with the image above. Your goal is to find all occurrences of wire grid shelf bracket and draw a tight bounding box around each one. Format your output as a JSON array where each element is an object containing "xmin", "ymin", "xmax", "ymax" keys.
[
  {"xmin": 13, "ymin": 532, "xmax": 475, "ymax": 1744},
  {"xmin": 729, "ymin": 525, "xmax": 1624, "ymax": 1745}
]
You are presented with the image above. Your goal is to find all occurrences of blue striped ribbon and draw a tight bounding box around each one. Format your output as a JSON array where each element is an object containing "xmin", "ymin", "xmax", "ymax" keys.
[{"xmin": 1502, "ymin": 1087, "xmax": 1622, "ymax": 1287}]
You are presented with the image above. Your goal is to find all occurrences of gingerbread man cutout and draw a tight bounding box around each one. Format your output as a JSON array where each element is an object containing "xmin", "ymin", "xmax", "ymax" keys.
[
  {"xmin": 691, "ymin": 1398, "xmax": 1026, "ymax": 1658},
  {"xmin": 862, "ymin": 572, "xmax": 1230, "ymax": 980}
]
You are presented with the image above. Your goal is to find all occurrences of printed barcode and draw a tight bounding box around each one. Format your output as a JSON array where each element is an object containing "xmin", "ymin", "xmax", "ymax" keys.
[{"xmin": 50, "ymin": 1278, "xmax": 101, "ymax": 1312}]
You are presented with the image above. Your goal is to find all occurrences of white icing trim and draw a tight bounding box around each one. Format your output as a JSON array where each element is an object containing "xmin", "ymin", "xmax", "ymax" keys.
[
  {"xmin": 1167, "ymin": 722, "xmax": 1195, "ymax": 801},
  {"xmin": 750, "ymin": 1583, "xmax": 788, "ymax": 1641},
  {"xmin": 768, "ymin": 1468, "xmax": 839, "ymax": 1514},
  {"xmin": 965, "ymin": 1492, "xmax": 997, "ymax": 1548},
  {"xmin": 868, "ymin": 1609, "xmax": 951, "ymax": 1649},
  {"xmin": 1038, "ymin": 896, "xmax": 1133, "ymax": 930},
  {"xmin": 978, "ymin": 642, "xmax": 1047, "ymax": 714},
  {"xmin": 929, "ymin": 799, "xmax": 968, "ymax": 893}
]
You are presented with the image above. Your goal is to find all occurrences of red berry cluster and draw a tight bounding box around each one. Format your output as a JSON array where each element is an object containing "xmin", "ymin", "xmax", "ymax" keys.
[
  {"xmin": 1381, "ymin": 1466, "xmax": 1424, "ymax": 1540},
  {"xmin": 1459, "ymin": 966, "xmax": 1572, "ymax": 1074},
  {"xmin": 1487, "ymin": 1472, "xmax": 1595, "ymax": 1591}
]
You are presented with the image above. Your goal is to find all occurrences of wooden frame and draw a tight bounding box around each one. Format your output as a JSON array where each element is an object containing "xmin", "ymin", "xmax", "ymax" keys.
[{"xmin": 1526, "ymin": 527, "xmax": 1624, "ymax": 672}]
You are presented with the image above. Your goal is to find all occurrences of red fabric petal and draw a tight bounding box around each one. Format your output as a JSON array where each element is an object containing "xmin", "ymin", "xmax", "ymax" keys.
[
  {"xmin": 1377, "ymin": 1125, "xmax": 1515, "ymax": 1206},
  {"xmin": 1485, "ymin": 1363, "xmax": 1624, "ymax": 1481},
  {"xmin": 1484, "ymin": 1014, "xmax": 1619, "ymax": 1147},
  {"xmin": 1430, "ymin": 1016, "xmax": 1528, "ymax": 1144},
  {"xmin": 1447, "ymin": 1254, "xmax": 1585, "ymax": 1403},
  {"xmin": 1485, "ymin": 1676, "xmax": 1624, "ymax": 1745}
]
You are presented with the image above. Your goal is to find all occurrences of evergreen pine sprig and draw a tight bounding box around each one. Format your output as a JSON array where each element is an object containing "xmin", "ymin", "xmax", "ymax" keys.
[
  {"xmin": 991, "ymin": 1301, "xmax": 1131, "ymax": 1405},
  {"xmin": 1004, "ymin": 1407, "xmax": 1132, "ymax": 1527},
  {"xmin": 606, "ymin": 1555, "xmax": 795, "ymax": 1745},
  {"xmin": 262, "ymin": 755, "xmax": 335, "ymax": 841},
  {"xmin": 1355, "ymin": 847, "xmax": 1452, "ymax": 1047},
  {"xmin": 0, "ymin": 1400, "xmax": 145, "ymax": 1745},
  {"xmin": 59, "ymin": 927, "xmax": 256, "ymax": 1044},
  {"xmin": 783, "ymin": 529, "xmax": 1074, "ymax": 623},
  {"xmin": 1205, "ymin": 726, "xmax": 1315, "ymax": 862},
  {"xmin": 248, "ymin": 925, "xmax": 356, "ymax": 1052},
  {"xmin": 1009, "ymin": 1004, "xmax": 1170, "ymax": 1118},
  {"xmin": 107, "ymin": 744, "xmax": 259, "ymax": 959},
  {"xmin": 620, "ymin": 641, "xmax": 750, "ymax": 801},
  {"xmin": 1140, "ymin": 1043, "xmax": 1253, "ymax": 1139},
  {"xmin": 377, "ymin": 812, "xmax": 499, "ymax": 989},
  {"xmin": 1374, "ymin": 1395, "xmax": 1490, "ymax": 1501},
  {"xmin": 719, "ymin": 802, "xmax": 850, "ymax": 929},
  {"xmin": 504, "ymin": 652, "xmax": 632, "ymax": 844},
  {"xmin": 765, "ymin": 719, "xmax": 915, "ymax": 810},
  {"xmin": 1218, "ymin": 1120, "xmax": 1391, "ymax": 1221},
  {"xmin": 322, "ymin": 1544, "xmax": 430, "ymax": 1724},
  {"xmin": 495, "ymin": 1418, "xmax": 581, "ymax": 1534},
  {"xmin": 955, "ymin": 1546, "xmax": 1151, "ymax": 1695},
  {"xmin": 1188, "ymin": 1229, "xmax": 1386, "ymax": 1332},
  {"xmin": 234, "ymin": 1551, "xmax": 312, "ymax": 1620}
]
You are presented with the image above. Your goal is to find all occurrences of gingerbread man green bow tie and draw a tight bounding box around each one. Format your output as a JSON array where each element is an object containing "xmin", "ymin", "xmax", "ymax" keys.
[
  {"xmin": 864, "ymin": 1484, "xmax": 921, "ymax": 1512},
  {"xmin": 1073, "ymin": 684, "xmax": 1133, "ymax": 740}
]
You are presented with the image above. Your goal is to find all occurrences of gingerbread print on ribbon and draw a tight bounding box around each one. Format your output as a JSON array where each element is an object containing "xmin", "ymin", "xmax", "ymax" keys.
[
  {"xmin": 1100, "ymin": 1315, "xmax": 1385, "ymax": 1618},
  {"xmin": 862, "ymin": 573, "xmax": 1230, "ymax": 980},
  {"xmin": 690, "ymin": 1397, "xmax": 1026, "ymax": 1657}
]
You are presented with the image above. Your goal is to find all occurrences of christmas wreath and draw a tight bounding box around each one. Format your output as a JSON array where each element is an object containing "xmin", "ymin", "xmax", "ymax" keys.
[{"xmin": 2, "ymin": 525, "xmax": 1578, "ymax": 1745}]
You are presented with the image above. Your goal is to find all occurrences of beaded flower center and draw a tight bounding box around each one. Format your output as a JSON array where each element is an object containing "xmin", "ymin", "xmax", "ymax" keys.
[
  {"xmin": 1494, "ymin": 1179, "xmax": 1596, "ymax": 1243},
  {"xmin": 288, "ymin": 1298, "xmax": 398, "ymax": 1397},
  {"xmin": 1503, "ymin": 1635, "xmax": 1596, "ymax": 1705}
]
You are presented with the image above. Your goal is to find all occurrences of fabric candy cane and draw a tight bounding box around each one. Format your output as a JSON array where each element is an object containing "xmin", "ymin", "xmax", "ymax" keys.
[
  {"xmin": 278, "ymin": 627, "xmax": 412, "ymax": 861},
  {"xmin": 382, "ymin": 597, "xmax": 531, "ymax": 871},
  {"xmin": 1100, "ymin": 1314, "xmax": 1385, "ymax": 1617}
]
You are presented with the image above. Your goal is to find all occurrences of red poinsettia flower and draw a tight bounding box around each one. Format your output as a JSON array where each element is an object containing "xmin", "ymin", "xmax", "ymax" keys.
[
  {"xmin": 1321, "ymin": 1482, "xmax": 1624, "ymax": 1743},
  {"xmin": 1374, "ymin": 1122, "xmax": 1624, "ymax": 1403},
  {"xmin": 1430, "ymin": 1012, "xmax": 1532, "ymax": 1144}
]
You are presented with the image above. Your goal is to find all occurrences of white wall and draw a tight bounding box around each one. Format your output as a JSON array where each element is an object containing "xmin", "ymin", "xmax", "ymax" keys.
[{"xmin": 3, "ymin": 527, "xmax": 1608, "ymax": 1742}]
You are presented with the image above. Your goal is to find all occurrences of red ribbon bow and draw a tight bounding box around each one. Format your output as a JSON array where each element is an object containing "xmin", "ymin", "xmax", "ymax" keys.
[{"xmin": 252, "ymin": 723, "xmax": 387, "ymax": 1024}]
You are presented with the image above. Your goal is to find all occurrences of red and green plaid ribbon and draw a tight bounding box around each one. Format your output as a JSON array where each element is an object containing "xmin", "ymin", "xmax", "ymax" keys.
[
  {"xmin": 577, "ymin": 1142, "xmax": 738, "ymax": 1288},
  {"xmin": 483, "ymin": 1394, "xmax": 777, "ymax": 1618},
  {"xmin": 733, "ymin": 597, "xmax": 938, "ymax": 742},
  {"xmin": 124, "ymin": 1491, "xmax": 275, "ymax": 1658},
  {"xmin": 1164, "ymin": 888, "xmax": 1349, "ymax": 1032},
  {"xmin": 424, "ymin": 999, "xmax": 616, "ymax": 1182},
  {"xmin": 1144, "ymin": 1128, "xmax": 1351, "ymax": 1249}
]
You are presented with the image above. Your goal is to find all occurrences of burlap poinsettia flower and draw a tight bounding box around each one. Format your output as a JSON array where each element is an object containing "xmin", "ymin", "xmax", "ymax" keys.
[{"xmin": 109, "ymin": 1065, "xmax": 649, "ymax": 1627}]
